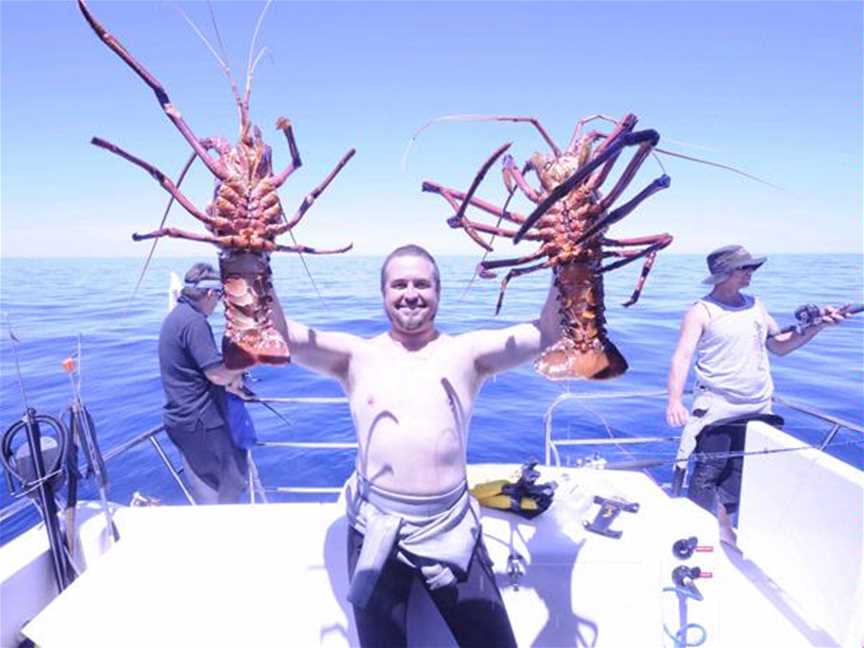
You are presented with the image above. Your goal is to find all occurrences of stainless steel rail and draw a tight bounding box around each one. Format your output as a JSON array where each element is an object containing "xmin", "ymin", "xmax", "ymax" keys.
[
  {"xmin": 4, "ymin": 389, "xmax": 861, "ymax": 527},
  {"xmin": 543, "ymin": 389, "xmax": 863, "ymax": 468},
  {"xmin": 1, "ymin": 425, "xmax": 190, "ymax": 526},
  {"xmin": 772, "ymin": 394, "xmax": 864, "ymax": 448}
]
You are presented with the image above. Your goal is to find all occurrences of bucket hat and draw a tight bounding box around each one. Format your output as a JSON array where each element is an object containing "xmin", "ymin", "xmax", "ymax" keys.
[{"xmin": 702, "ymin": 245, "xmax": 766, "ymax": 285}]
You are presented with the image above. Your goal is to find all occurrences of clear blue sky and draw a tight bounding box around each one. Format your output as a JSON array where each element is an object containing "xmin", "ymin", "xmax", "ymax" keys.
[{"xmin": 2, "ymin": 1, "xmax": 861, "ymax": 258}]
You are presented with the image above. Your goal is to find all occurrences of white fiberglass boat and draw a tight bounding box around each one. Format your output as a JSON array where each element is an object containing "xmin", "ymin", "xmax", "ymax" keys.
[{"xmin": 1, "ymin": 392, "xmax": 862, "ymax": 648}]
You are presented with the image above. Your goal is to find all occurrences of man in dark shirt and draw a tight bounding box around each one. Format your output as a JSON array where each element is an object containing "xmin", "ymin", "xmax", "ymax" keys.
[{"xmin": 158, "ymin": 262, "xmax": 248, "ymax": 503}]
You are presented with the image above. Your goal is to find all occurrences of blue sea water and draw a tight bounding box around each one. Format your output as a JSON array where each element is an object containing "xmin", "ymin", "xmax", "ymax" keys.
[{"xmin": 1, "ymin": 255, "xmax": 862, "ymax": 542}]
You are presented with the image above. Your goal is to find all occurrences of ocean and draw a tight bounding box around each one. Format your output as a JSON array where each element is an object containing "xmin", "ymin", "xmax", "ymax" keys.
[{"xmin": 1, "ymin": 254, "xmax": 862, "ymax": 542}]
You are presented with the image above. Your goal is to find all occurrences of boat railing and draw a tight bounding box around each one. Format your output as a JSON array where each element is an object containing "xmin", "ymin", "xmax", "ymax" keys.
[
  {"xmin": 0, "ymin": 423, "xmax": 175, "ymax": 527},
  {"xmin": 251, "ymin": 396, "xmax": 354, "ymax": 496},
  {"xmin": 543, "ymin": 389, "xmax": 863, "ymax": 468},
  {"xmin": 771, "ymin": 394, "xmax": 864, "ymax": 448},
  {"xmin": 544, "ymin": 389, "xmax": 671, "ymax": 467},
  {"xmin": 3, "ymin": 390, "xmax": 859, "ymax": 528}
]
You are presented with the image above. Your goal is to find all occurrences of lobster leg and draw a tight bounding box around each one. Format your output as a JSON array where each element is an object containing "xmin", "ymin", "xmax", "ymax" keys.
[
  {"xmin": 585, "ymin": 115, "xmax": 639, "ymax": 191},
  {"xmin": 91, "ymin": 138, "xmax": 232, "ymax": 231},
  {"xmin": 77, "ymin": 0, "xmax": 228, "ymax": 181},
  {"xmin": 591, "ymin": 114, "xmax": 638, "ymax": 160},
  {"xmin": 600, "ymin": 233, "xmax": 673, "ymax": 307},
  {"xmin": 502, "ymin": 155, "xmax": 541, "ymax": 203},
  {"xmin": 436, "ymin": 143, "xmax": 512, "ymax": 251},
  {"xmin": 272, "ymin": 117, "xmax": 302, "ymax": 188},
  {"xmin": 452, "ymin": 143, "xmax": 512, "ymax": 222},
  {"xmin": 566, "ymin": 114, "xmax": 621, "ymax": 153},
  {"xmin": 481, "ymin": 248, "xmax": 549, "ymax": 273},
  {"xmin": 594, "ymin": 140, "xmax": 663, "ymax": 211},
  {"xmin": 483, "ymin": 116, "xmax": 561, "ymax": 156},
  {"xmin": 495, "ymin": 260, "xmax": 555, "ymax": 315},
  {"xmin": 422, "ymin": 182, "xmax": 532, "ymax": 226},
  {"xmin": 431, "ymin": 188, "xmax": 492, "ymax": 251},
  {"xmin": 574, "ymin": 175, "xmax": 671, "ymax": 247},
  {"xmin": 276, "ymin": 148, "xmax": 357, "ymax": 230},
  {"xmin": 515, "ymin": 128, "xmax": 660, "ymax": 243},
  {"xmin": 571, "ymin": 131, "xmax": 606, "ymax": 169},
  {"xmin": 425, "ymin": 183, "xmax": 542, "ymax": 246},
  {"xmin": 461, "ymin": 220, "xmax": 541, "ymax": 241},
  {"xmin": 132, "ymin": 227, "xmax": 222, "ymax": 245}
]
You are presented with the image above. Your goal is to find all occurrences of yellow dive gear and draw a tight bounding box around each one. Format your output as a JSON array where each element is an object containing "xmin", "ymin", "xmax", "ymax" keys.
[{"xmin": 470, "ymin": 462, "xmax": 556, "ymax": 519}]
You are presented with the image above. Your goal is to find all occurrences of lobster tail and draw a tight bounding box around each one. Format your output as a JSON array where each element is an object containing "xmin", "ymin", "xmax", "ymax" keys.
[
  {"xmin": 220, "ymin": 252, "xmax": 291, "ymax": 370},
  {"xmin": 535, "ymin": 336, "xmax": 628, "ymax": 381},
  {"xmin": 538, "ymin": 262, "xmax": 628, "ymax": 380}
]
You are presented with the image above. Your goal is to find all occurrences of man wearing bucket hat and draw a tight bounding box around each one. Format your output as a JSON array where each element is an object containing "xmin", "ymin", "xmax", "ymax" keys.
[
  {"xmin": 158, "ymin": 262, "xmax": 249, "ymax": 504},
  {"xmin": 666, "ymin": 245, "xmax": 846, "ymax": 544}
]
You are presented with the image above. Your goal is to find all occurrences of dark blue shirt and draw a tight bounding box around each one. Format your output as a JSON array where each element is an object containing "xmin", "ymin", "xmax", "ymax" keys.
[{"xmin": 158, "ymin": 296, "xmax": 227, "ymax": 432}]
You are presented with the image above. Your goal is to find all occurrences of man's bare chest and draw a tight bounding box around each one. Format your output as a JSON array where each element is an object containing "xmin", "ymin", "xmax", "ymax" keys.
[{"xmin": 349, "ymin": 344, "xmax": 476, "ymax": 416}]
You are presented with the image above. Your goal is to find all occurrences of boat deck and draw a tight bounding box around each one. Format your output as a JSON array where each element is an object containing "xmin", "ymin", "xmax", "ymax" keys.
[{"xmin": 21, "ymin": 461, "xmax": 846, "ymax": 647}]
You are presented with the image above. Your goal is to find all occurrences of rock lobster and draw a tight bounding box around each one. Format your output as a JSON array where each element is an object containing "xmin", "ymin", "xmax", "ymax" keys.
[
  {"xmin": 422, "ymin": 114, "xmax": 672, "ymax": 380},
  {"xmin": 77, "ymin": 0, "xmax": 355, "ymax": 369}
]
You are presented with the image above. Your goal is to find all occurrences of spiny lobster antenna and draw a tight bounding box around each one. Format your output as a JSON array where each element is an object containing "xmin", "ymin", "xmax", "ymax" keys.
[
  {"xmin": 456, "ymin": 174, "xmax": 522, "ymax": 303},
  {"xmin": 127, "ymin": 151, "xmax": 199, "ymax": 309},
  {"xmin": 583, "ymin": 128, "xmax": 780, "ymax": 190},
  {"xmin": 172, "ymin": 2, "xmax": 244, "ymax": 109},
  {"xmin": 402, "ymin": 114, "xmax": 559, "ymax": 171},
  {"xmin": 652, "ymin": 147, "xmax": 784, "ymax": 190},
  {"xmin": 244, "ymin": 0, "xmax": 273, "ymax": 106},
  {"xmin": 206, "ymin": 1, "xmax": 242, "ymax": 103}
]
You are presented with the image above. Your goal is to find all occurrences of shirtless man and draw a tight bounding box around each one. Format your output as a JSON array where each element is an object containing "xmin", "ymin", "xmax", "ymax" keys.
[{"xmin": 271, "ymin": 244, "xmax": 559, "ymax": 647}]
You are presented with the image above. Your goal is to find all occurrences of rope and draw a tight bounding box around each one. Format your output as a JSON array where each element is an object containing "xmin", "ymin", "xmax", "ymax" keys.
[{"xmin": 662, "ymin": 586, "xmax": 707, "ymax": 648}]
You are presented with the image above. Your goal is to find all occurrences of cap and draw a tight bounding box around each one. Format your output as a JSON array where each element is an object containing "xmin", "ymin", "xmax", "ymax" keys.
[{"xmin": 184, "ymin": 262, "xmax": 222, "ymax": 289}]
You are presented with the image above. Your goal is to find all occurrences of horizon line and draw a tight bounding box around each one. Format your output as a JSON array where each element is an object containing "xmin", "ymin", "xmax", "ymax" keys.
[{"xmin": 2, "ymin": 252, "xmax": 863, "ymax": 260}]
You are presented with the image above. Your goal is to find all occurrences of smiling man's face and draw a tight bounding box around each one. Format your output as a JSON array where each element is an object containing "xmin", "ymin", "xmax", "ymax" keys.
[{"xmin": 382, "ymin": 255, "xmax": 440, "ymax": 339}]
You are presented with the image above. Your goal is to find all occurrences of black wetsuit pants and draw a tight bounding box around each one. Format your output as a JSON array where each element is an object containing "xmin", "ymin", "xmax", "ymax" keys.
[
  {"xmin": 347, "ymin": 526, "xmax": 517, "ymax": 648},
  {"xmin": 688, "ymin": 422, "xmax": 746, "ymax": 515}
]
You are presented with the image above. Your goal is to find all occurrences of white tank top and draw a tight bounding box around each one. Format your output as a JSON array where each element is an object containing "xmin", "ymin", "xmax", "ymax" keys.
[{"xmin": 693, "ymin": 294, "xmax": 773, "ymax": 405}]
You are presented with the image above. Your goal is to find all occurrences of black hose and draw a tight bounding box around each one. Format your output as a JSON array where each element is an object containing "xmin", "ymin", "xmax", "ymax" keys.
[
  {"xmin": 1, "ymin": 408, "xmax": 75, "ymax": 592},
  {"xmin": 1, "ymin": 411, "xmax": 68, "ymax": 488}
]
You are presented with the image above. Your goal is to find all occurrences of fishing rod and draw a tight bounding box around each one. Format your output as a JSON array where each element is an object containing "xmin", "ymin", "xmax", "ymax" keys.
[
  {"xmin": 769, "ymin": 303, "xmax": 862, "ymax": 338},
  {"xmin": 62, "ymin": 336, "xmax": 119, "ymax": 543},
  {"xmin": 233, "ymin": 380, "xmax": 294, "ymax": 430},
  {"xmin": 1, "ymin": 324, "xmax": 76, "ymax": 593}
]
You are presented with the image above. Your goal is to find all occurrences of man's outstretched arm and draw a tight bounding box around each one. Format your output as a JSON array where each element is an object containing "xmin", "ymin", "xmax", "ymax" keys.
[
  {"xmin": 462, "ymin": 274, "xmax": 561, "ymax": 377},
  {"xmin": 269, "ymin": 290, "xmax": 360, "ymax": 382}
]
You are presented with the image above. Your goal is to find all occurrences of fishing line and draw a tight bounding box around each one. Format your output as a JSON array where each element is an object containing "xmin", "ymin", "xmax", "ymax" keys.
[
  {"xmin": 4, "ymin": 318, "xmax": 31, "ymax": 410},
  {"xmin": 456, "ymin": 181, "xmax": 520, "ymax": 304},
  {"xmin": 584, "ymin": 437, "xmax": 864, "ymax": 468},
  {"xmin": 126, "ymin": 152, "xmax": 198, "ymax": 312}
]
